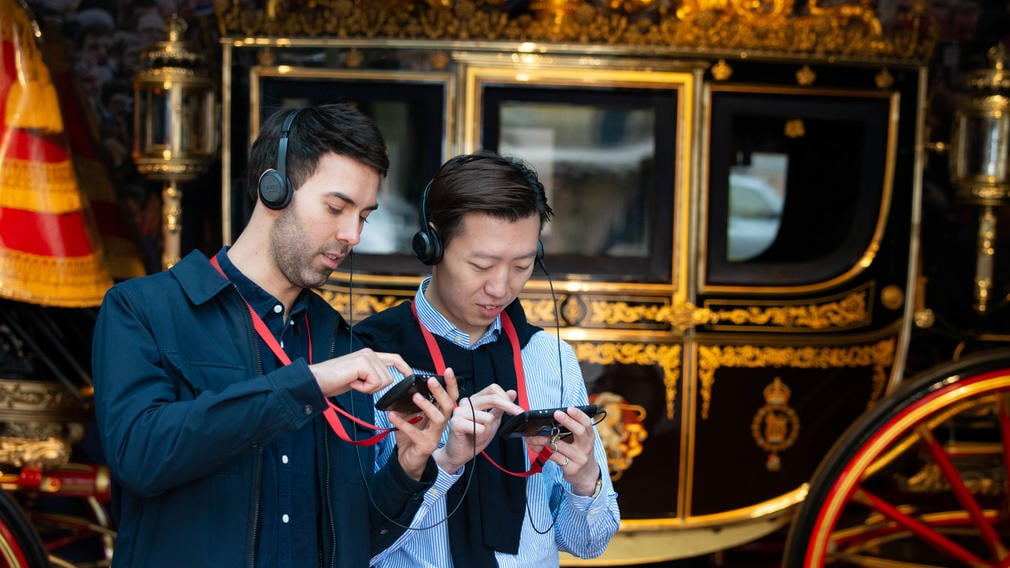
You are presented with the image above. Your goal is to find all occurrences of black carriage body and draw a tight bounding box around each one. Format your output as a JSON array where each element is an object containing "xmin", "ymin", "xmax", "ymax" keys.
[{"xmin": 213, "ymin": 1, "xmax": 941, "ymax": 558}]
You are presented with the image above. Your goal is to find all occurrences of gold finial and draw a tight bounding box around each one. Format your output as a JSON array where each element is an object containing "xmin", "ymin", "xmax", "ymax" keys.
[
  {"xmin": 784, "ymin": 119, "xmax": 805, "ymax": 138},
  {"xmin": 167, "ymin": 13, "xmax": 188, "ymax": 43},
  {"xmin": 988, "ymin": 43, "xmax": 1006, "ymax": 71},
  {"xmin": 711, "ymin": 59, "xmax": 733, "ymax": 81},
  {"xmin": 875, "ymin": 68, "xmax": 894, "ymax": 89},
  {"xmin": 795, "ymin": 64, "xmax": 816, "ymax": 86}
]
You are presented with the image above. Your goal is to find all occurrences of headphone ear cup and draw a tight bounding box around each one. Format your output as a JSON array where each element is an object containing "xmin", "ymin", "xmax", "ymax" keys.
[
  {"xmin": 412, "ymin": 228, "xmax": 443, "ymax": 265},
  {"xmin": 258, "ymin": 169, "xmax": 292, "ymax": 210}
]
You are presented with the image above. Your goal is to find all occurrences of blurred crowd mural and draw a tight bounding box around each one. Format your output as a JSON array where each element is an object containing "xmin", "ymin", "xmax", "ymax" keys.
[{"xmin": 24, "ymin": 0, "xmax": 220, "ymax": 277}]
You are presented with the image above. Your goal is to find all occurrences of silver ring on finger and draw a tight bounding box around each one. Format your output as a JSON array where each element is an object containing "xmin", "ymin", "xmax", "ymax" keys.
[{"xmin": 561, "ymin": 455, "xmax": 569, "ymax": 467}]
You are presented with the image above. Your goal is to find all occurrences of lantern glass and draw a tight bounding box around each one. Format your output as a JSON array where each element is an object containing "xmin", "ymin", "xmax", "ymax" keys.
[
  {"xmin": 178, "ymin": 86, "xmax": 214, "ymax": 157},
  {"xmin": 135, "ymin": 85, "xmax": 167, "ymax": 156},
  {"xmin": 135, "ymin": 81, "xmax": 214, "ymax": 160},
  {"xmin": 952, "ymin": 110, "xmax": 1010, "ymax": 183}
]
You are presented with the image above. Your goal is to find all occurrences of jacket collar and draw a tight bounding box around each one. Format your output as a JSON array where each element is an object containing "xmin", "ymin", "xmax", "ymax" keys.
[{"xmin": 169, "ymin": 249, "xmax": 233, "ymax": 306}]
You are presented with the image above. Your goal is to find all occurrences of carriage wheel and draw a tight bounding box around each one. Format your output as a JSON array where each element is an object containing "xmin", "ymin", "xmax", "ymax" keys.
[
  {"xmin": 0, "ymin": 489, "xmax": 48, "ymax": 568},
  {"xmin": 783, "ymin": 349, "xmax": 1010, "ymax": 567}
]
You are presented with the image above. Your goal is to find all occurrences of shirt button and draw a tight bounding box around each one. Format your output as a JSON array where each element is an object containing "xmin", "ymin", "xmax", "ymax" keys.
[
  {"xmin": 273, "ymin": 304, "xmax": 283, "ymax": 314},
  {"xmin": 428, "ymin": 489, "xmax": 441, "ymax": 497},
  {"xmin": 304, "ymin": 405, "xmax": 313, "ymax": 415},
  {"xmin": 282, "ymin": 514, "xmax": 290, "ymax": 524},
  {"xmin": 281, "ymin": 455, "xmax": 289, "ymax": 464}
]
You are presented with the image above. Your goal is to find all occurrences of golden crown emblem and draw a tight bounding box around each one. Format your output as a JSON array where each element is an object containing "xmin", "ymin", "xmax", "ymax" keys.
[{"xmin": 763, "ymin": 377, "xmax": 791, "ymax": 406}]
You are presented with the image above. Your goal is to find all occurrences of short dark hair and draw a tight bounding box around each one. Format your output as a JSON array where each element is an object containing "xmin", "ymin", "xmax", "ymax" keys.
[
  {"xmin": 247, "ymin": 103, "xmax": 389, "ymax": 201},
  {"xmin": 426, "ymin": 150, "xmax": 553, "ymax": 247}
]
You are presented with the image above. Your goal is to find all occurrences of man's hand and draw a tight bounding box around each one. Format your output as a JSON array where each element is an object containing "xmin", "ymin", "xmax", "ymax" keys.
[
  {"xmin": 309, "ymin": 348, "xmax": 412, "ymax": 397},
  {"xmin": 434, "ymin": 384, "xmax": 524, "ymax": 474},
  {"xmin": 538, "ymin": 407, "xmax": 601, "ymax": 496},
  {"xmin": 387, "ymin": 369, "xmax": 460, "ymax": 480}
]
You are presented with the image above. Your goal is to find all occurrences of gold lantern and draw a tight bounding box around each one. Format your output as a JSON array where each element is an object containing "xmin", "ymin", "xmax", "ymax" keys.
[
  {"xmin": 949, "ymin": 44, "xmax": 1010, "ymax": 314},
  {"xmin": 132, "ymin": 15, "xmax": 216, "ymax": 270}
]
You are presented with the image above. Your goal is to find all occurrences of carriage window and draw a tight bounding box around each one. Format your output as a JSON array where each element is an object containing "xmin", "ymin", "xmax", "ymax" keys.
[
  {"xmin": 498, "ymin": 103, "xmax": 655, "ymax": 258},
  {"xmin": 728, "ymin": 152, "xmax": 787, "ymax": 262},
  {"xmin": 245, "ymin": 67, "xmax": 450, "ymax": 274},
  {"xmin": 482, "ymin": 85, "xmax": 679, "ymax": 283},
  {"xmin": 706, "ymin": 89, "xmax": 895, "ymax": 288}
]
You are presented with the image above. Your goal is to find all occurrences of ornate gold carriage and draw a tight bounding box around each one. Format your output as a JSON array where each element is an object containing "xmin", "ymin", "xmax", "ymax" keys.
[{"xmin": 213, "ymin": 1, "xmax": 996, "ymax": 565}]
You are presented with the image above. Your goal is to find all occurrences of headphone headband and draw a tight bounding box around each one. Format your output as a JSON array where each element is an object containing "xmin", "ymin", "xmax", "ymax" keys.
[
  {"xmin": 411, "ymin": 174, "xmax": 545, "ymax": 266},
  {"xmin": 275, "ymin": 109, "xmax": 300, "ymax": 187}
]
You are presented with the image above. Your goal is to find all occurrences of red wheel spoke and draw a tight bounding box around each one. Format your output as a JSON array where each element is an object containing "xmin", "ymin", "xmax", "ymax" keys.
[
  {"xmin": 853, "ymin": 488, "xmax": 991, "ymax": 567},
  {"xmin": 917, "ymin": 425, "xmax": 1008, "ymax": 559}
]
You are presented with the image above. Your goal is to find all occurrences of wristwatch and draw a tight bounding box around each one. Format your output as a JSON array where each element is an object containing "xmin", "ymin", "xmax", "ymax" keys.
[{"xmin": 591, "ymin": 472, "xmax": 603, "ymax": 499}]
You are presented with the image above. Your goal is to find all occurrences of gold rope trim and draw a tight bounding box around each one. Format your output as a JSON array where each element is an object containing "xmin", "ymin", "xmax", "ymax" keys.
[
  {"xmin": 0, "ymin": 155, "xmax": 82, "ymax": 213},
  {"xmin": 0, "ymin": 248, "xmax": 112, "ymax": 307}
]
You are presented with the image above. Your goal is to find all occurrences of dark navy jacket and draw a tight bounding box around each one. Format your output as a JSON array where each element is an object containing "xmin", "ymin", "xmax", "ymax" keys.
[{"xmin": 92, "ymin": 250, "xmax": 433, "ymax": 567}]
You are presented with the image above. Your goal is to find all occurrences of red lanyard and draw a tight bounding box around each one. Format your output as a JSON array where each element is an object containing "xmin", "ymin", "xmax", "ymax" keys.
[
  {"xmin": 410, "ymin": 301, "xmax": 552, "ymax": 476},
  {"xmin": 210, "ymin": 256, "xmax": 394, "ymax": 446}
]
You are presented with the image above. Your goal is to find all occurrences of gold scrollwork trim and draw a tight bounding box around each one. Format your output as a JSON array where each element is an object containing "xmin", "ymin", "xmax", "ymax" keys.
[
  {"xmin": 588, "ymin": 299, "xmax": 712, "ymax": 332},
  {"xmin": 216, "ymin": 1, "xmax": 936, "ymax": 61},
  {"xmin": 523, "ymin": 296, "xmax": 566, "ymax": 327},
  {"xmin": 573, "ymin": 342, "xmax": 681, "ymax": 419},
  {"xmin": 0, "ymin": 437, "xmax": 70, "ymax": 468},
  {"xmin": 561, "ymin": 289, "xmax": 869, "ymax": 332},
  {"xmin": 0, "ymin": 379, "xmax": 84, "ymax": 414},
  {"xmin": 316, "ymin": 289, "xmax": 410, "ymax": 321},
  {"xmin": 702, "ymin": 289, "xmax": 870, "ymax": 331},
  {"xmin": 697, "ymin": 339, "xmax": 895, "ymax": 419}
]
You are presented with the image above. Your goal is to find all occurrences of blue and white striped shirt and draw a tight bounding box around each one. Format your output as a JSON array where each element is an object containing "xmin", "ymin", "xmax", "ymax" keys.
[{"xmin": 369, "ymin": 280, "xmax": 620, "ymax": 567}]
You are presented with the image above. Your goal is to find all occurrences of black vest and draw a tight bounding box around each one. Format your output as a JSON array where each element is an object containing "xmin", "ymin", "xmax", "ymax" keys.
[{"xmin": 354, "ymin": 298, "xmax": 541, "ymax": 567}]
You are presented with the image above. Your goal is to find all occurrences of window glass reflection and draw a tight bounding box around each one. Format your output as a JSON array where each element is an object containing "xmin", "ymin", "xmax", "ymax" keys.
[
  {"xmin": 497, "ymin": 102, "xmax": 655, "ymax": 258},
  {"xmin": 728, "ymin": 153, "xmax": 787, "ymax": 262}
]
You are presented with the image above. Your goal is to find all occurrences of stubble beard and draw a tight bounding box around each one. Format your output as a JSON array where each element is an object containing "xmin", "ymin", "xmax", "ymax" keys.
[{"xmin": 271, "ymin": 207, "xmax": 335, "ymax": 289}]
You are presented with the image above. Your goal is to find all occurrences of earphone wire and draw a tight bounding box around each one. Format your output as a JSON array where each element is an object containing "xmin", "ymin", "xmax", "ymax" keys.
[
  {"xmin": 345, "ymin": 250, "xmax": 475, "ymax": 531},
  {"xmin": 536, "ymin": 255, "xmax": 564, "ymax": 408},
  {"xmin": 524, "ymin": 253, "xmax": 564, "ymax": 535}
]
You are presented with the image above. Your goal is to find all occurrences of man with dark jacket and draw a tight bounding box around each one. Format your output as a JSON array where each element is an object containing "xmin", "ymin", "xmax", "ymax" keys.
[{"xmin": 92, "ymin": 104, "xmax": 457, "ymax": 567}]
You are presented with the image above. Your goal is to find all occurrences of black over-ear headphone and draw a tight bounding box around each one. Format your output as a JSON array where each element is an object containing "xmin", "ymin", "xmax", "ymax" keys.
[
  {"xmin": 412, "ymin": 179, "xmax": 442, "ymax": 265},
  {"xmin": 411, "ymin": 178, "xmax": 545, "ymax": 266},
  {"xmin": 257, "ymin": 109, "xmax": 301, "ymax": 210}
]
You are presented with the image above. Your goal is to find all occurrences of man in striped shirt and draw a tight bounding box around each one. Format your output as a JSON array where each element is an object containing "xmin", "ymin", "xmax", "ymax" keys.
[{"xmin": 357, "ymin": 151, "xmax": 620, "ymax": 567}]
